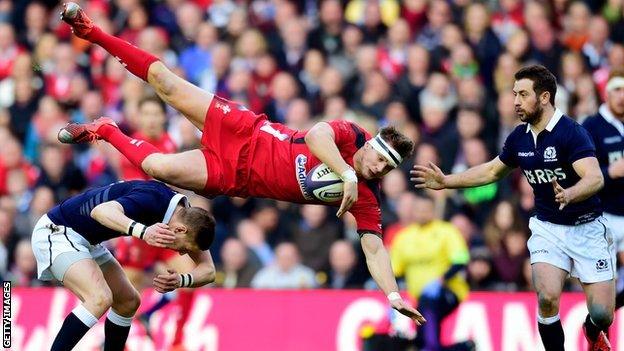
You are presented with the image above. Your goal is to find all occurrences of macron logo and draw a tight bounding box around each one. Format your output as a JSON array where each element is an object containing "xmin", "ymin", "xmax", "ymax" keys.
[
  {"xmin": 518, "ymin": 151, "xmax": 534, "ymax": 157},
  {"xmin": 130, "ymin": 139, "xmax": 144, "ymax": 147}
]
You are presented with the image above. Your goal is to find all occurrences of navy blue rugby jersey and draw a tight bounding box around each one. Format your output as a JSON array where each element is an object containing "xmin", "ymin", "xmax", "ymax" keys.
[
  {"xmin": 47, "ymin": 180, "xmax": 188, "ymax": 244},
  {"xmin": 499, "ymin": 109, "xmax": 601, "ymax": 225},
  {"xmin": 583, "ymin": 105, "xmax": 624, "ymax": 216}
]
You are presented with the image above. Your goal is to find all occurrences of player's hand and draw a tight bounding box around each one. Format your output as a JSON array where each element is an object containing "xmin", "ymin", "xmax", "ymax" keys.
[
  {"xmin": 153, "ymin": 269, "xmax": 180, "ymax": 293},
  {"xmin": 552, "ymin": 179, "xmax": 569, "ymax": 210},
  {"xmin": 390, "ymin": 299, "xmax": 427, "ymax": 326},
  {"xmin": 143, "ymin": 223, "xmax": 176, "ymax": 248},
  {"xmin": 337, "ymin": 180, "xmax": 358, "ymax": 218},
  {"xmin": 608, "ymin": 158, "xmax": 624, "ymax": 179},
  {"xmin": 410, "ymin": 162, "xmax": 447, "ymax": 190}
]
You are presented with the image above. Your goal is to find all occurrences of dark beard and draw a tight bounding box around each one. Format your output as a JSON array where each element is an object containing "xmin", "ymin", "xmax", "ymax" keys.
[{"xmin": 520, "ymin": 104, "xmax": 543, "ymax": 125}]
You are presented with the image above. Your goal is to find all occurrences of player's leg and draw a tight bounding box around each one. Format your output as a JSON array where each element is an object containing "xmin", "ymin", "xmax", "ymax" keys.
[
  {"xmin": 414, "ymin": 287, "xmax": 459, "ymax": 350},
  {"xmin": 570, "ymin": 218, "xmax": 616, "ymax": 349},
  {"xmin": 532, "ymin": 263, "xmax": 568, "ymax": 351},
  {"xmin": 61, "ymin": 3, "xmax": 213, "ymax": 129},
  {"xmin": 164, "ymin": 254, "xmax": 197, "ymax": 348},
  {"xmin": 526, "ymin": 218, "xmax": 571, "ymax": 351},
  {"xmin": 59, "ymin": 119, "xmax": 211, "ymax": 193},
  {"xmin": 581, "ymin": 280, "xmax": 615, "ymax": 348},
  {"xmin": 616, "ymin": 250, "xmax": 624, "ymax": 309},
  {"xmin": 52, "ymin": 258, "xmax": 113, "ymax": 351},
  {"xmin": 100, "ymin": 258, "xmax": 142, "ymax": 351}
]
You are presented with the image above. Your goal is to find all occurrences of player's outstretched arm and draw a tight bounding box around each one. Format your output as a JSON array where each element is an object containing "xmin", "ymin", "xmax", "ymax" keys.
[
  {"xmin": 360, "ymin": 233, "xmax": 426, "ymax": 325},
  {"xmin": 553, "ymin": 157, "xmax": 604, "ymax": 210},
  {"xmin": 153, "ymin": 251, "xmax": 216, "ymax": 293},
  {"xmin": 411, "ymin": 157, "xmax": 512, "ymax": 190},
  {"xmin": 305, "ymin": 122, "xmax": 358, "ymax": 217},
  {"xmin": 90, "ymin": 201, "xmax": 176, "ymax": 247}
]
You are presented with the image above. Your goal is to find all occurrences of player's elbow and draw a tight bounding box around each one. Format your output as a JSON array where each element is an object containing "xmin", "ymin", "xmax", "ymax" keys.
[
  {"xmin": 594, "ymin": 171, "xmax": 604, "ymax": 191},
  {"xmin": 90, "ymin": 203, "xmax": 109, "ymax": 220},
  {"xmin": 304, "ymin": 122, "xmax": 332, "ymax": 145},
  {"xmin": 197, "ymin": 263, "xmax": 216, "ymax": 286}
]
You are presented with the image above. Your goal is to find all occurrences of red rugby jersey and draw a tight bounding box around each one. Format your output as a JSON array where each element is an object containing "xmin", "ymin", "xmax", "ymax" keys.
[{"xmin": 246, "ymin": 119, "xmax": 382, "ymax": 235}]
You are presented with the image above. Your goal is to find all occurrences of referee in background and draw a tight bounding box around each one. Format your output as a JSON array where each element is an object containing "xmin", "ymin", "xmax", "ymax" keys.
[{"xmin": 391, "ymin": 194, "xmax": 474, "ymax": 351}]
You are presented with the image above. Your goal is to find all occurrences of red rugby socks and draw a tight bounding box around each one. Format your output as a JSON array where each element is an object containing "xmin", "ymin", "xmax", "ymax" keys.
[
  {"xmin": 98, "ymin": 124, "xmax": 159, "ymax": 170},
  {"xmin": 86, "ymin": 26, "xmax": 158, "ymax": 81}
]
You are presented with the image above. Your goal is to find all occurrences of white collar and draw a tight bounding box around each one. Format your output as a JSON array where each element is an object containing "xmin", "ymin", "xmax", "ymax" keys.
[
  {"xmin": 525, "ymin": 108, "xmax": 564, "ymax": 133},
  {"xmin": 599, "ymin": 103, "xmax": 624, "ymax": 136},
  {"xmin": 163, "ymin": 193, "xmax": 189, "ymax": 223}
]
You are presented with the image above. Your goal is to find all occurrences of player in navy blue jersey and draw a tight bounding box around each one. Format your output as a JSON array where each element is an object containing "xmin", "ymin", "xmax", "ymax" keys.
[
  {"xmin": 31, "ymin": 180, "xmax": 216, "ymax": 351},
  {"xmin": 583, "ymin": 69, "xmax": 624, "ymax": 317},
  {"xmin": 412, "ymin": 65, "xmax": 614, "ymax": 351}
]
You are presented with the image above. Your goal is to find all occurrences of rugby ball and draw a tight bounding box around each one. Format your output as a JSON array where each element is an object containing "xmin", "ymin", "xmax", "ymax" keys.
[{"xmin": 304, "ymin": 163, "xmax": 344, "ymax": 202}]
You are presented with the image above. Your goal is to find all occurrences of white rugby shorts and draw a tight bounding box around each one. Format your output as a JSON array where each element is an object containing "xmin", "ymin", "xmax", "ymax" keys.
[
  {"xmin": 602, "ymin": 212, "xmax": 624, "ymax": 254},
  {"xmin": 31, "ymin": 214, "xmax": 114, "ymax": 281},
  {"xmin": 527, "ymin": 216, "xmax": 615, "ymax": 283}
]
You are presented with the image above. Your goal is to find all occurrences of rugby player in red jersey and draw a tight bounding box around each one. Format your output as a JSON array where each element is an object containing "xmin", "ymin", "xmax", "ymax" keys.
[{"xmin": 58, "ymin": 2, "xmax": 425, "ymax": 324}]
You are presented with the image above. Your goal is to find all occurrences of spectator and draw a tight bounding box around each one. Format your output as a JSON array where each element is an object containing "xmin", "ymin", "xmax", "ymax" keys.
[
  {"xmin": 325, "ymin": 240, "xmax": 366, "ymax": 289},
  {"xmin": 291, "ymin": 205, "xmax": 340, "ymax": 272},
  {"xmin": 216, "ymin": 237, "xmax": 261, "ymax": 288},
  {"xmin": 251, "ymin": 242, "xmax": 317, "ymax": 289},
  {"xmin": 36, "ymin": 143, "xmax": 86, "ymax": 201},
  {"xmin": 8, "ymin": 239, "xmax": 39, "ymax": 287}
]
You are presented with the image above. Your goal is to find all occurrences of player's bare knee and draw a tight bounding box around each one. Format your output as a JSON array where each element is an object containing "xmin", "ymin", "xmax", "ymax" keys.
[
  {"xmin": 588, "ymin": 305, "xmax": 613, "ymax": 328},
  {"xmin": 113, "ymin": 288, "xmax": 141, "ymax": 316},
  {"xmin": 148, "ymin": 63, "xmax": 177, "ymax": 100},
  {"xmin": 87, "ymin": 286, "xmax": 114, "ymax": 312},
  {"xmin": 537, "ymin": 291, "xmax": 560, "ymax": 314},
  {"xmin": 142, "ymin": 153, "xmax": 169, "ymax": 178}
]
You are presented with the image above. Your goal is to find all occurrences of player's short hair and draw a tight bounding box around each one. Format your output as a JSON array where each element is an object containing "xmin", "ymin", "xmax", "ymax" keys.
[
  {"xmin": 138, "ymin": 95, "xmax": 167, "ymax": 113},
  {"xmin": 379, "ymin": 126, "xmax": 415, "ymax": 161},
  {"xmin": 514, "ymin": 64, "xmax": 557, "ymax": 105},
  {"xmin": 609, "ymin": 68, "xmax": 624, "ymax": 81},
  {"xmin": 179, "ymin": 207, "xmax": 215, "ymax": 251}
]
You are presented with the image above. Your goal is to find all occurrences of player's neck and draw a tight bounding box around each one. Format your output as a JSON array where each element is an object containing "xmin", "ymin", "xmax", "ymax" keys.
[
  {"xmin": 530, "ymin": 105, "xmax": 555, "ymax": 134},
  {"xmin": 352, "ymin": 148, "xmax": 363, "ymax": 176}
]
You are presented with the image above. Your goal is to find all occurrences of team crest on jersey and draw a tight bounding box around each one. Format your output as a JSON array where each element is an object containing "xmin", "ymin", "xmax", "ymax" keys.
[
  {"xmin": 543, "ymin": 146, "xmax": 557, "ymax": 162},
  {"xmin": 215, "ymin": 102, "xmax": 231, "ymax": 114},
  {"xmin": 295, "ymin": 154, "xmax": 313, "ymax": 200},
  {"xmin": 596, "ymin": 259, "xmax": 609, "ymax": 272}
]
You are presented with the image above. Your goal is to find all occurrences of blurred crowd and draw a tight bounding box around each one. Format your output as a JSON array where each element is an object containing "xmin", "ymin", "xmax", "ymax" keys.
[{"xmin": 0, "ymin": 0, "xmax": 619, "ymax": 296}]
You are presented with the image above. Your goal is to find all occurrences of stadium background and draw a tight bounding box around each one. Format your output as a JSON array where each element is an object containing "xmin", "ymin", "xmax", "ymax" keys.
[{"xmin": 0, "ymin": 0, "xmax": 622, "ymax": 350}]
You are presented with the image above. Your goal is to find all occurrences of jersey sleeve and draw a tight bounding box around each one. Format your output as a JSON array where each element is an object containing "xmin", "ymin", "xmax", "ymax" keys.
[
  {"xmin": 349, "ymin": 182, "xmax": 382, "ymax": 236},
  {"xmin": 327, "ymin": 120, "xmax": 359, "ymax": 148},
  {"xmin": 566, "ymin": 124, "xmax": 596, "ymax": 163},
  {"xmin": 115, "ymin": 187, "xmax": 172, "ymax": 221},
  {"xmin": 498, "ymin": 130, "xmax": 518, "ymax": 168}
]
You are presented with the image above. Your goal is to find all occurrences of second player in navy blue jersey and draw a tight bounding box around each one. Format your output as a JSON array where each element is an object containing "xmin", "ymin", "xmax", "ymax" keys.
[
  {"xmin": 583, "ymin": 69, "xmax": 624, "ymax": 317},
  {"xmin": 412, "ymin": 65, "xmax": 614, "ymax": 351},
  {"xmin": 31, "ymin": 180, "xmax": 216, "ymax": 351}
]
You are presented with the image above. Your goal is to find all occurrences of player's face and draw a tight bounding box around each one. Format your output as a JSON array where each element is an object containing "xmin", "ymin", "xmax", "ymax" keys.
[
  {"xmin": 138, "ymin": 101, "xmax": 166, "ymax": 138},
  {"xmin": 513, "ymin": 79, "xmax": 543, "ymax": 124},
  {"xmin": 608, "ymin": 86, "xmax": 624, "ymax": 118},
  {"xmin": 361, "ymin": 144, "xmax": 394, "ymax": 179}
]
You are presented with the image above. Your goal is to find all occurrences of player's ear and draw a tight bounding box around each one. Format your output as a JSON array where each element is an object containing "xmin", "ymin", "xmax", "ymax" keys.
[{"xmin": 173, "ymin": 223, "xmax": 188, "ymax": 234}]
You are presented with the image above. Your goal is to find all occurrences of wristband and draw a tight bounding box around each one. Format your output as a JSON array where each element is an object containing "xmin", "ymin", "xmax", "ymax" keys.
[
  {"xmin": 340, "ymin": 168, "xmax": 358, "ymax": 183},
  {"xmin": 387, "ymin": 292, "xmax": 402, "ymax": 301},
  {"xmin": 178, "ymin": 273, "xmax": 194, "ymax": 288},
  {"xmin": 127, "ymin": 221, "xmax": 147, "ymax": 240}
]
